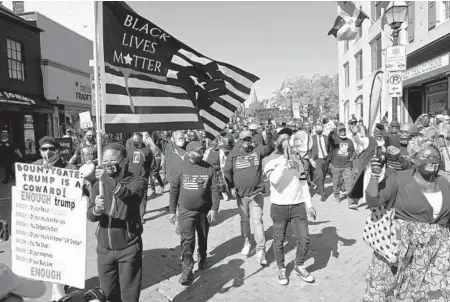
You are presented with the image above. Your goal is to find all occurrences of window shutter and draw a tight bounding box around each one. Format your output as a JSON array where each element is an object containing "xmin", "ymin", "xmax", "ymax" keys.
[
  {"xmin": 376, "ymin": 37, "xmax": 382, "ymax": 70},
  {"xmin": 371, "ymin": 41, "xmax": 377, "ymax": 72},
  {"xmin": 407, "ymin": 1, "xmax": 415, "ymax": 42},
  {"xmin": 429, "ymin": 1, "xmax": 436, "ymax": 30},
  {"xmin": 371, "ymin": 2, "xmax": 377, "ymax": 20}
]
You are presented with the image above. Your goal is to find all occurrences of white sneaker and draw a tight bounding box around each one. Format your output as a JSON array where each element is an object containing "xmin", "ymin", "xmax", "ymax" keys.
[
  {"xmin": 295, "ymin": 265, "xmax": 315, "ymax": 283},
  {"xmin": 241, "ymin": 242, "xmax": 251, "ymax": 256},
  {"xmin": 278, "ymin": 268, "xmax": 289, "ymax": 285},
  {"xmin": 256, "ymin": 250, "xmax": 267, "ymax": 266}
]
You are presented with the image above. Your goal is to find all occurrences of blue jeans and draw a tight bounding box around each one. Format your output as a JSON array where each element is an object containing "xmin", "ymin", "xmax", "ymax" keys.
[
  {"xmin": 237, "ymin": 193, "xmax": 266, "ymax": 252},
  {"xmin": 270, "ymin": 203, "xmax": 310, "ymax": 269}
]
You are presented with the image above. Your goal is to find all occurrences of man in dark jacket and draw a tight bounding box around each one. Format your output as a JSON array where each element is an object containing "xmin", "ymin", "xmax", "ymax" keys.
[
  {"xmin": 126, "ymin": 132, "xmax": 153, "ymax": 223},
  {"xmin": 223, "ymin": 130, "xmax": 274, "ymax": 266},
  {"xmin": 87, "ymin": 143, "xmax": 147, "ymax": 302},
  {"xmin": 309, "ymin": 125, "xmax": 329, "ymax": 201},
  {"xmin": 328, "ymin": 126, "xmax": 356, "ymax": 208},
  {"xmin": 169, "ymin": 141, "xmax": 220, "ymax": 285}
]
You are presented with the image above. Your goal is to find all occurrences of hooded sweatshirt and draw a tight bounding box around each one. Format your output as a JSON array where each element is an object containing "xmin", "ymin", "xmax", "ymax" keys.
[
  {"xmin": 126, "ymin": 143, "xmax": 153, "ymax": 178},
  {"xmin": 263, "ymin": 153, "xmax": 312, "ymax": 207}
]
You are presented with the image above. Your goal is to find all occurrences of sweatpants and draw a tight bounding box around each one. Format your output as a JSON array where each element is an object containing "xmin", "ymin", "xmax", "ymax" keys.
[{"xmin": 97, "ymin": 239, "xmax": 143, "ymax": 302}]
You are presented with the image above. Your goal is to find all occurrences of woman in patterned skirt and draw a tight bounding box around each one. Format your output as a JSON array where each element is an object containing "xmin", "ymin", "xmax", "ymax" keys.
[{"xmin": 364, "ymin": 138, "xmax": 450, "ymax": 301}]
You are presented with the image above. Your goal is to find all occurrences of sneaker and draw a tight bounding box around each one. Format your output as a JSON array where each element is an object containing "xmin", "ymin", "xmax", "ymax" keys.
[
  {"xmin": 278, "ymin": 268, "xmax": 289, "ymax": 285},
  {"xmin": 320, "ymin": 195, "xmax": 327, "ymax": 202},
  {"xmin": 241, "ymin": 242, "xmax": 251, "ymax": 256},
  {"xmin": 198, "ymin": 259, "xmax": 207, "ymax": 271},
  {"xmin": 295, "ymin": 265, "xmax": 315, "ymax": 283},
  {"xmin": 179, "ymin": 270, "xmax": 194, "ymax": 285},
  {"xmin": 348, "ymin": 203, "xmax": 358, "ymax": 210},
  {"xmin": 256, "ymin": 250, "xmax": 267, "ymax": 266}
]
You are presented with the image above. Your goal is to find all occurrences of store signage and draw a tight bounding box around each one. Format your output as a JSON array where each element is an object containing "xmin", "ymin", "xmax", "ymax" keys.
[
  {"xmin": 403, "ymin": 53, "xmax": 450, "ymax": 81},
  {"xmin": 385, "ymin": 46, "xmax": 407, "ymax": 72},
  {"xmin": 75, "ymin": 81, "xmax": 92, "ymax": 103},
  {"xmin": 0, "ymin": 91, "xmax": 36, "ymax": 106},
  {"xmin": 388, "ymin": 71, "xmax": 403, "ymax": 97}
]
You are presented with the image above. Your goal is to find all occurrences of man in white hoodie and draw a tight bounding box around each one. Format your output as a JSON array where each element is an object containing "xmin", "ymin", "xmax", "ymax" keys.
[{"xmin": 263, "ymin": 130, "xmax": 317, "ymax": 286}]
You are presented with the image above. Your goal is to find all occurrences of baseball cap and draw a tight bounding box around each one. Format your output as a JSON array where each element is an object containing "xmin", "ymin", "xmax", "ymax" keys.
[
  {"xmin": 0, "ymin": 263, "xmax": 46, "ymax": 299},
  {"xmin": 277, "ymin": 127, "xmax": 293, "ymax": 136},
  {"xmin": 38, "ymin": 136, "xmax": 61, "ymax": 149},
  {"xmin": 239, "ymin": 130, "xmax": 253, "ymax": 140},
  {"xmin": 248, "ymin": 124, "xmax": 258, "ymax": 131},
  {"xmin": 444, "ymin": 115, "xmax": 450, "ymax": 121},
  {"xmin": 436, "ymin": 114, "xmax": 444, "ymax": 119}
]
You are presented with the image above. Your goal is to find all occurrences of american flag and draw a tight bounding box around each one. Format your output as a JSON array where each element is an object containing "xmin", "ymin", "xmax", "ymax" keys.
[{"xmin": 101, "ymin": 2, "xmax": 259, "ymax": 140}]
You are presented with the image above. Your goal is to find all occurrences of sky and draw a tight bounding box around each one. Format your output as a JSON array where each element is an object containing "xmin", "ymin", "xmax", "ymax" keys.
[{"xmin": 5, "ymin": 1, "xmax": 339, "ymax": 101}]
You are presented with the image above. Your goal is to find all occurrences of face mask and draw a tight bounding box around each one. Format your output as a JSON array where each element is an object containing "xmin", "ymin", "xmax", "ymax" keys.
[
  {"xmin": 175, "ymin": 140, "xmax": 184, "ymax": 147},
  {"xmin": 104, "ymin": 162, "xmax": 121, "ymax": 176},
  {"xmin": 339, "ymin": 134, "xmax": 347, "ymax": 139},
  {"xmin": 417, "ymin": 160, "xmax": 439, "ymax": 178},
  {"xmin": 316, "ymin": 130, "xmax": 323, "ymax": 135},
  {"xmin": 242, "ymin": 141, "xmax": 254, "ymax": 152},
  {"xmin": 133, "ymin": 141, "xmax": 141, "ymax": 147},
  {"xmin": 398, "ymin": 134, "xmax": 411, "ymax": 146},
  {"xmin": 42, "ymin": 150, "xmax": 59, "ymax": 164}
]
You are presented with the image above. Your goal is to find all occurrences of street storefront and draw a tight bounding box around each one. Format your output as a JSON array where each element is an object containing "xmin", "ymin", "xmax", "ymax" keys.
[
  {"xmin": 0, "ymin": 89, "xmax": 54, "ymax": 157},
  {"xmin": 403, "ymin": 35, "xmax": 450, "ymax": 122},
  {"xmin": 41, "ymin": 60, "xmax": 92, "ymax": 137}
]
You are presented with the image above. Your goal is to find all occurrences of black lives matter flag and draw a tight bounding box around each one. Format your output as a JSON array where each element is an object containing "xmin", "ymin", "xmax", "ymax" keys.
[{"xmin": 101, "ymin": 2, "xmax": 259, "ymax": 139}]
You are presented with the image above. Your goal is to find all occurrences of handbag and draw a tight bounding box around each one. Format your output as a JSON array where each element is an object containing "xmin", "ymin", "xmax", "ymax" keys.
[{"xmin": 362, "ymin": 201, "xmax": 398, "ymax": 264}]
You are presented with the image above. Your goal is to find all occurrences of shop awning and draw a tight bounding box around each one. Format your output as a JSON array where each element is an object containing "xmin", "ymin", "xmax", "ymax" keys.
[{"xmin": 0, "ymin": 89, "xmax": 54, "ymax": 113}]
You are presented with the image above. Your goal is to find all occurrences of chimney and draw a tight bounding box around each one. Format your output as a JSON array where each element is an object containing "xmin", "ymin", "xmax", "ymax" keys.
[{"xmin": 12, "ymin": 1, "xmax": 24, "ymax": 14}]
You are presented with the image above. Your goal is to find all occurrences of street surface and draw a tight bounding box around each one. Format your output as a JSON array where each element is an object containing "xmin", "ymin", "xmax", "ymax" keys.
[{"xmin": 0, "ymin": 179, "xmax": 372, "ymax": 302}]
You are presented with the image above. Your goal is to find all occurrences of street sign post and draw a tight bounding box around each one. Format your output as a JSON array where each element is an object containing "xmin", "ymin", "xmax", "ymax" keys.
[
  {"xmin": 385, "ymin": 46, "xmax": 407, "ymax": 72},
  {"xmin": 388, "ymin": 71, "xmax": 403, "ymax": 97}
]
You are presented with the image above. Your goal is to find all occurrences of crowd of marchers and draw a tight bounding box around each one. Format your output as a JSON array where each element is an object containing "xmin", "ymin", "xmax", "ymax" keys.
[{"xmin": 1, "ymin": 111, "xmax": 450, "ymax": 301}]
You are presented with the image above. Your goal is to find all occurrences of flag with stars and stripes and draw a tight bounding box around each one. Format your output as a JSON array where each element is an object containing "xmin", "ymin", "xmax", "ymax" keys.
[{"xmin": 100, "ymin": 1, "xmax": 259, "ymax": 139}]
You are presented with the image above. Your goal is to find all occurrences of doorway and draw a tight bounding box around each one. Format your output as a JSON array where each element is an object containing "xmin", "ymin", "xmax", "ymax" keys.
[{"xmin": 407, "ymin": 88, "xmax": 423, "ymax": 123}]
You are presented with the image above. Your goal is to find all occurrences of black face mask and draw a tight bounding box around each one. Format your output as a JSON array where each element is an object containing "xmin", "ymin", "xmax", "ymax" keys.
[
  {"xmin": 417, "ymin": 160, "xmax": 439, "ymax": 178},
  {"xmin": 133, "ymin": 141, "xmax": 141, "ymax": 148},
  {"xmin": 104, "ymin": 161, "xmax": 123, "ymax": 177},
  {"xmin": 316, "ymin": 130, "xmax": 323, "ymax": 135}
]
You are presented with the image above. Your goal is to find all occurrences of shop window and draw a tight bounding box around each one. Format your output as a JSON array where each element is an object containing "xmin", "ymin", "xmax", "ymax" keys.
[
  {"xmin": 426, "ymin": 80, "xmax": 448, "ymax": 116},
  {"xmin": 370, "ymin": 35, "xmax": 382, "ymax": 73},
  {"xmin": 355, "ymin": 51, "xmax": 363, "ymax": 81},
  {"xmin": 343, "ymin": 62, "xmax": 350, "ymax": 88},
  {"xmin": 7, "ymin": 38, "xmax": 25, "ymax": 81},
  {"xmin": 24, "ymin": 115, "xmax": 36, "ymax": 155},
  {"xmin": 371, "ymin": 1, "xmax": 389, "ymax": 20}
]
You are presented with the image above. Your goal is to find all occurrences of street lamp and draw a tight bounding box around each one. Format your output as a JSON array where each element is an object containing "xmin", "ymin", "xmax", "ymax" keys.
[
  {"xmin": 285, "ymin": 86, "xmax": 294, "ymax": 121},
  {"xmin": 385, "ymin": 1, "xmax": 408, "ymax": 134}
]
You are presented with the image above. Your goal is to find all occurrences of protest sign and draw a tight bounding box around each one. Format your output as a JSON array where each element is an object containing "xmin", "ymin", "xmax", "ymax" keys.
[
  {"xmin": 79, "ymin": 111, "xmax": 93, "ymax": 130},
  {"xmin": 55, "ymin": 138, "xmax": 73, "ymax": 163},
  {"xmin": 11, "ymin": 163, "xmax": 87, "ymax": 288}
]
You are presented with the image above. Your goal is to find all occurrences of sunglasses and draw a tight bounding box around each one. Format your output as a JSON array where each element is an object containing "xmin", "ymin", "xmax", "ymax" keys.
[{"xmin": 40, "ymin": 147, "xmax": 56, "ymax": 152}]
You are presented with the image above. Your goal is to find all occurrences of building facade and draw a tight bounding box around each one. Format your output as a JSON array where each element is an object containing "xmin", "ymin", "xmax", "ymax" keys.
[
  {"xmin": 0, "ymin": 5, "xmax": 54, "ymax": 155},
  {"xmin": 338, "ymin": 1, "xmax": 450, "ymax": 129},
  {"xmin": 20, "ymin": 11, "xmax": 93, "ymax": 137}
]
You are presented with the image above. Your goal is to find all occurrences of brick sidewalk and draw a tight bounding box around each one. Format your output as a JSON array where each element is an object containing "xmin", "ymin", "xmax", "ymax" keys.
[{"xmin": 0, "ymin": 182, "xmax": 373, "ymax": 302}]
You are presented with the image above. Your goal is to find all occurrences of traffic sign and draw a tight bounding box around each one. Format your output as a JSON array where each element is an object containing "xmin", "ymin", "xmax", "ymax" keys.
[
  {"xmin": 388, "ymin": 71, "xmax": 403, "ymax": 97},
  {"xmin": 385, "ymin": 45, "xmax": 407, "ymax": 71}
]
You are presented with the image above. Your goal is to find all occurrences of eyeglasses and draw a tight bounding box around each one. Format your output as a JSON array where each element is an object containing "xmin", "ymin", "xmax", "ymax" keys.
[{"xmin": 41, "ymin": 147, "xmax": 56, "ymax": 152}]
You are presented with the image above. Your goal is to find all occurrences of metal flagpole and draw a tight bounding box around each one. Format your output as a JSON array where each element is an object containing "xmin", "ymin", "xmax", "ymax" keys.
[{"xmin": 93, "ymin": 1, "xmax": 104, "ymax": 196}]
